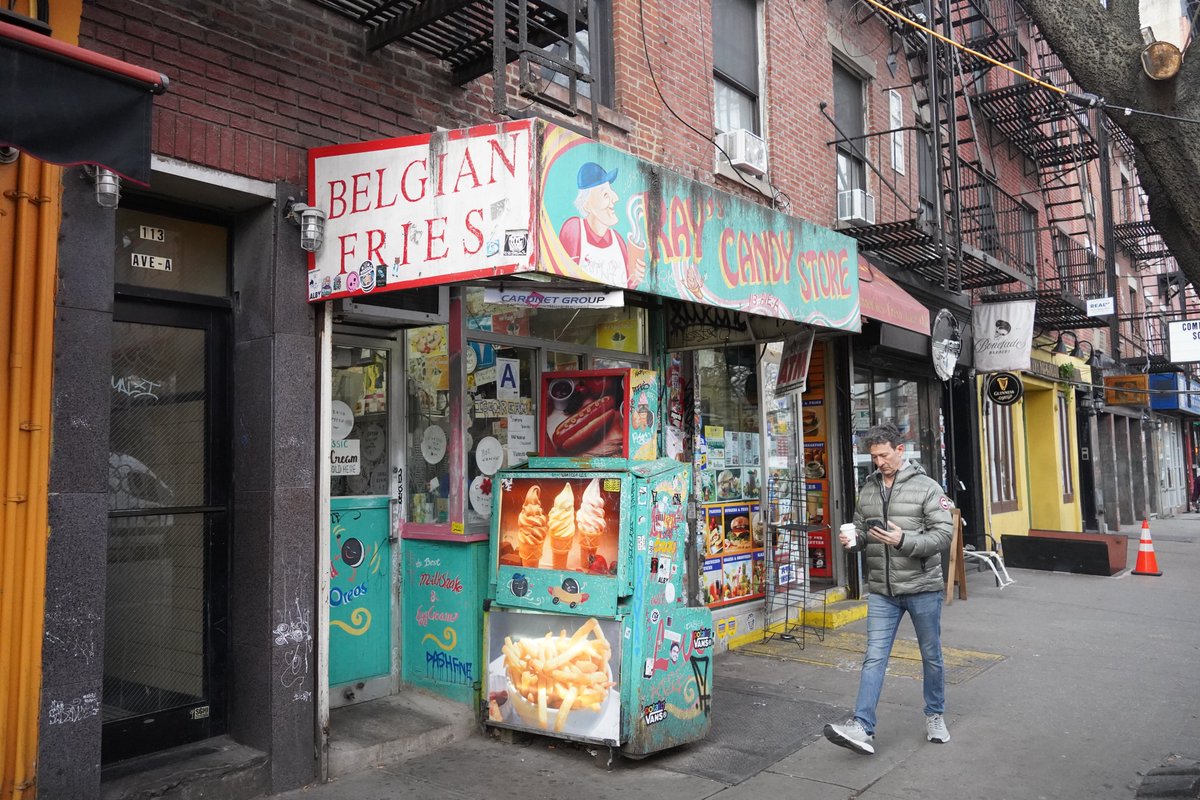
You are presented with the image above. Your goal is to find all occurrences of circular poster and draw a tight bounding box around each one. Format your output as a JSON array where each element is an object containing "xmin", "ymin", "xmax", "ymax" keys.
[
  {"xmin": 469, "ymin": 475, "xmax": 493, "ymax": 518},
  {"xmin": 330, "ymin": 400, "xmax": 354, "ymax": 440},
  {"xmin": 475, "ymin": 436, "xmax": 504, "ymax": 475},
  {"xmin": 421, "ymin": 424, "xmax": 447, "ymax": 464}
]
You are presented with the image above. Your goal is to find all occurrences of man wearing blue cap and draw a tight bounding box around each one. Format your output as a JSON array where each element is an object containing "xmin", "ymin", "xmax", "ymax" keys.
[{"xmin": 559, "ymin": 162, "xmax": 646, "ymax": 288}]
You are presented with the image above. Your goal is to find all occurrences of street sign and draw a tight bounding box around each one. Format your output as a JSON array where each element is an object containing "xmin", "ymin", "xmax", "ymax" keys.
[{"xmin": 985, "ymin": 372, "xmax": 1023, "ymax": 406}]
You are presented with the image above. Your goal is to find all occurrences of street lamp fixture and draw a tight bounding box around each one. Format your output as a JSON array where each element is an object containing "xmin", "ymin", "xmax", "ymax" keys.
[{"xmin": 284, "ymin": 198, "xmax": 327, "ymax": 253}]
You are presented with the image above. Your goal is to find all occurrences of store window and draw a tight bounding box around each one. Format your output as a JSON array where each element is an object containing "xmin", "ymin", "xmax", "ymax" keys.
[
  {"xmin": 406, "ymin": 325, "xmax": 451, "ymax": 524},
  {"xmin": 713, "ymin": 0, "xmax": 762, "ymax": 135},
  {"xmin": 331, "ymin": 346, "xmax": 391, "ymax": 497},
  {"xmin": 465, "ymin": 343, "xmax": 538, "ymax": 532},
  {"xmin": 987, "ymin": 401, "xmax": 1018, "ymax": 513},
  {"xmin": 693, "ymin": 346, "xmax": 767, "ymax": 607},
  {"xmin": 850, "ymin": 369, "xmax": 928, "ymax": 487}
]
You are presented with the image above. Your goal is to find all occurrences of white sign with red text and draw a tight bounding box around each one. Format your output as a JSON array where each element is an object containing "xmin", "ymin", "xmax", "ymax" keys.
[{"xmin": 307, "ymin": 121, "xmax": 536, "ymax": 302}]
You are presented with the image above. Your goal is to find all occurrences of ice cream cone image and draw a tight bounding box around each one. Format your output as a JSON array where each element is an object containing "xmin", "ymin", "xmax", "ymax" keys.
[
  {"xmin": 576, "ymin": 478, "xmax": 605, "ymax": 569},
  {"xmin": 517, "ymin": 486, "xmax": 548, "ymax": 567},
  {"xmin": 547, "ymin": 483, "xmax": 577, "ymax": 570}
]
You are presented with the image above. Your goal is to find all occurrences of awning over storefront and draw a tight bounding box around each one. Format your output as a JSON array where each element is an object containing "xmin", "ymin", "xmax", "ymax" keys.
[
  {"xmin": 857, "ymin": 257, "xmax": 930, "ymax": 336},
  {"xmin": 306, "ymin": 120, "xmax": 860, "ymax": 332},
  {"xmin": 0, "ymin": 19, "xmax": 168, "ymax": 185}
]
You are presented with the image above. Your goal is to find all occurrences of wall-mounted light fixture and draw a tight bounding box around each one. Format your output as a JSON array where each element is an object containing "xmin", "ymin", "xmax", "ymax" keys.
[
  {"xmin": 85, "ymin": 166, "xmax": 121, "ymax": 208},
  {"xmin": 1053, "ymin": 330, "xmax": 1078, "ymax": 354},
  {"xmin": 0, "ymin": 146, "xmax": 19, "ymax": 165},
  {"xmin": 1070, "ymin": 339, "xmax": 1094, "ymax": 363},
  {"xmin": 284, "ymin": 198, "xmax": 327, "ymax": 252}
]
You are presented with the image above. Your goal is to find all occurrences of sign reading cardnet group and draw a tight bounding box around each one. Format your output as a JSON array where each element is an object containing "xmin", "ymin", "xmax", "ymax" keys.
[{"xmin": 1167, "ymin": 319, "xmax": 1200, "ymax": 363}]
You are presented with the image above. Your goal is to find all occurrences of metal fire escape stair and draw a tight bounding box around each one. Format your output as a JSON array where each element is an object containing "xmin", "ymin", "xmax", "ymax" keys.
[
  {"xmin": 840, "ymin": 0, "xmax": 1033, "ymax": 291},
  {"xmin": 973, "ymin": 25, "xmax": 1106, "ymax": 330},
  {"xmin": 312, "ymin": 0, "xmax": 596, "ymax": 134}
]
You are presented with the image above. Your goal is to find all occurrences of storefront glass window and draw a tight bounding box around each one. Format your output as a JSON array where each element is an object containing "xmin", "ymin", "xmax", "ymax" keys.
[
  {"xmin": 463, "ymin": 287, "xmax": 647, "ymax": 356},
  {"xmin": 851, "ymin": 368, "xmax": 930, "ymax": 487},
  {"xmin": 465, "ymin": 343, "xmax": 538, "ymax": 533},
  {"xmin": 693, "ymin": 346, "xmax": 767, "ymax": 607},
  {"xmin": 331, "ymin": 346, "xmax": 390, "ymax": 497},
  {"xmin": 406, "ymin": 326, "xmax": 451, "ymax": 524}
]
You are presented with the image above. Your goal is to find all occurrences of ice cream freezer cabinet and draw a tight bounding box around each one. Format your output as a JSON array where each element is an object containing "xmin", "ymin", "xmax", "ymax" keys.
[{"xmin": 484, "ymin": 457, "xmax": 714, "ymax": 756}]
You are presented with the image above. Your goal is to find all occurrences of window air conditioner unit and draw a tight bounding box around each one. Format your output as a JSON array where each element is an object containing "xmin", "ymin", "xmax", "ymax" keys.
[
  {"xmin": 716, "ymin": 128, "xmax": 768, "ymax": 177},
  {"xmin": 837, "ymin": 189, "xmax": 876, "ymax": 225},
  {"xmin": 333, "ymin": 285, "xmax": 449, "ymax": 328}
]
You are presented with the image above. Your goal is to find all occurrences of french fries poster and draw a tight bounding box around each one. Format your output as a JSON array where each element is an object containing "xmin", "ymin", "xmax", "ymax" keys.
[{"xmin": 486, "ymin": 611, "xmax": 620, "ymax": 740}]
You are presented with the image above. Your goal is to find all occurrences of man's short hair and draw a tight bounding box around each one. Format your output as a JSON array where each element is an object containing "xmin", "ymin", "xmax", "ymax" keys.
[{"xmin": 862, "ymin": 423, "xmax": 904, "ymax": 450}]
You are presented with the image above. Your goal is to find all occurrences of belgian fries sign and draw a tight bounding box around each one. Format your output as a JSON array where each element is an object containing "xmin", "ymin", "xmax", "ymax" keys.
[{"xmin": 485, "ymin": 610, "xmax": 620, "ymax": 741}]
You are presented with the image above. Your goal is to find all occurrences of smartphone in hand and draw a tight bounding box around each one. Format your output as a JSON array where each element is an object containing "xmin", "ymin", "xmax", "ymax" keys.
[{"xmin": 865, "ymin": 517, "xmax": 885, "ymax": 531}]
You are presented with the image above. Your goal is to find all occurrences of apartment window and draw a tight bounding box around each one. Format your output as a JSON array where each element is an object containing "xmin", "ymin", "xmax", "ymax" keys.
[
  {"xmin": 544, "ymin": 0, "xmax": 615, "ymax": 106},
  {"xmin": 1058, "ymin": 393, "xmax": 1074, "ymax": 502},
  {"xmin": 917, "ymin": 127, "xmax": 938, "ymax": 219},
  {"xmin": 1119, "ymin": 174, "xmax": 1132, "ymax": 222},
  {"xmin": 713, "ymin": 0, "xmax": 761, "ymax": 134},
  {"xmin": 987, "ymin": 401, "xmax": 1018, "ymax": 513},
  {"xmin": 889, "ymin": 90, "xmax": 905, "ymax": 175},
  {"xmin": 1019, "ymin": 203, "xmax": 1038, "ymax": 270},
  {"xmin": 833, "ymin": 62, "xmax": 867, "ymax": 194}
]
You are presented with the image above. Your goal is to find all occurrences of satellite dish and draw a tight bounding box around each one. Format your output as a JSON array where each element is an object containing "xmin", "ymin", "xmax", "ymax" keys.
[{"xmin": 931, "ymin": 309, "xmax": 962, "ymax": 381}]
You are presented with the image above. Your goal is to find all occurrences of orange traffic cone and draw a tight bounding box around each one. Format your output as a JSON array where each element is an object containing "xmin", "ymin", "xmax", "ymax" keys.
[{"xmin": 1132, "ymin": 519, "xmax": 1162, "ymax": 576}]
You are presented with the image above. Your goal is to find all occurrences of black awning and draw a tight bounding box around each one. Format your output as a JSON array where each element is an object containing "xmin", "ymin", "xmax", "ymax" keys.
[{"xmin": 0, "ymin": 19, "xmax": 168, "ymax": 186}]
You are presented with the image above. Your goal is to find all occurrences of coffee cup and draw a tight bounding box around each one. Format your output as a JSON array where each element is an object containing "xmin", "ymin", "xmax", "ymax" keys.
[{"xmin": 838, "ymin": 522, "xmax": 857, "ymax": 548}]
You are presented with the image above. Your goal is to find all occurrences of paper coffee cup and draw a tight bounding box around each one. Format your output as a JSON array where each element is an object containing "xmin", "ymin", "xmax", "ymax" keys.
[{"xmin": 838, "ymin": 523, "xmax": 856, "ymax": 547}]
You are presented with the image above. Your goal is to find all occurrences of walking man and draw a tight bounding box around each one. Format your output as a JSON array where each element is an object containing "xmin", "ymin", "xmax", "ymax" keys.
[{"xmin": 824, "ymin": 423, "xmax": 953, "ymax": 755}]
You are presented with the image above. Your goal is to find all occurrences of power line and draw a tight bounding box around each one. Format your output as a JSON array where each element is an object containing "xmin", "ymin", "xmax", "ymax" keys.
[{"xmin": 858, "ymin": 0, "xmax": 1200, "ymax": 127}]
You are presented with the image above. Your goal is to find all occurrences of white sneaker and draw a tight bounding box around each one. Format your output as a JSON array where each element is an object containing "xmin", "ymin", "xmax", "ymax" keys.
[
  {"xmin": 823, "ymin": 718, "xmax": 875, "ymax": 754},
  {"xmin": 926, "ymin": 713, "xmax": 950, "ymax": 743}
]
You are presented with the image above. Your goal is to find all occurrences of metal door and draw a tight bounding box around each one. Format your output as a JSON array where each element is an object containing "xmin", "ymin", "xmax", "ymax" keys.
[{"xmin": 103, "ymin": 299, "xmax": 230, "ymax": 762}]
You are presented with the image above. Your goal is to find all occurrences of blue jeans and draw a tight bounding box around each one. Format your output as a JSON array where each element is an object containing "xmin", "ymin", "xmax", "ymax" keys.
[{"xmin": 853, "ymin": 590, "xmax": 945, "ymax": 735}]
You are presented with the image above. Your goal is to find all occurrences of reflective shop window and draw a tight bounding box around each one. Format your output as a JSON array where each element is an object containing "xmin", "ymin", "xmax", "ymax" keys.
[
  {"xmin": 406, "ymin": 325, "xmax": 451, "ymax": 524},
  {"xmin": 465, "ymin": 343, "xmax": 538, "ymax": 533},
  {"xmin": 330, "ymin": 346, "xmax": 390, "ymax": 497},
  {"xmin": 850, "ymin": 369, "xmax": 928, "ymax": 487},
  {"xmin": 463, "ymin": 287, "xmax": 647, "ymax": 355},
  {"xmin": 114, "ymin": 209, "xmax": 229, "ymax": 296}
]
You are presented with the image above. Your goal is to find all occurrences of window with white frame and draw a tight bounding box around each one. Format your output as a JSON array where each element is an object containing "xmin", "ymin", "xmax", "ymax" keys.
[
  {"xmin": 889, "ymin": 90, "xmax": 906, "ymax": 174},
  {"xmin": 1057, "ymin": 392, "xmax": 1074, "ymax": 502},
  {"xmin": 987, "ymin": 400, "xmax": 1018, "ymax": 513},
  {"xmin": 712, "ymin": 0, "xmax": 761, "ymax": 135}
]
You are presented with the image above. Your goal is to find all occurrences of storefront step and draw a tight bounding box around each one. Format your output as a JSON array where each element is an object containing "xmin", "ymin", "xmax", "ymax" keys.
[
  {"xmin": 327, "ymin": 689, "xmax": 476, "ymax": 778},
  {"xmin": 100, "ymin": 736, "xmax": 268, "ymax": 800}
]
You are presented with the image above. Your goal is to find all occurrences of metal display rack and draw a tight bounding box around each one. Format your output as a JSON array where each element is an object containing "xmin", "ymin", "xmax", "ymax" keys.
[{"xmin": 763, "ymin": 474, "xmax": 827, "ymax": 648}]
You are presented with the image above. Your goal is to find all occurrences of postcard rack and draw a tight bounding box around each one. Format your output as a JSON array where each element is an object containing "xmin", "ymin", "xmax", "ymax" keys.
[{"xmin": 763, "ymin": 473, "xmax": 826, "ymax": 648}]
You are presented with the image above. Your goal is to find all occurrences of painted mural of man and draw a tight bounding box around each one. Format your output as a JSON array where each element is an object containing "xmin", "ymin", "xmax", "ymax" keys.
[{"xmin": 558, "ymin": 162, "xmax": 646, "ymax": 288}]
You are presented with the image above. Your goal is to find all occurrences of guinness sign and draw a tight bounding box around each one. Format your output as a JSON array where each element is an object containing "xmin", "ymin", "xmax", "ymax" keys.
[{"xmin": 985, "ymin": 372, "xmax": 1023, "ymax": 406}]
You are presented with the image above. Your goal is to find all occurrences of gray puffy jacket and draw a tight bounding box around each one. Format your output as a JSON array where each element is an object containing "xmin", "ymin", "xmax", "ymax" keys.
[{"xmin": 848, "ymin": 461, "xmax": 952, "ymax": 596}]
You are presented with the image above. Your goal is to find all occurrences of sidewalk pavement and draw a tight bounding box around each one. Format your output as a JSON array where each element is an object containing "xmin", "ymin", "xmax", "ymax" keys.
[{"xmin": 277, "ymin": 514, "xmax": 1200, "ymax": 800}]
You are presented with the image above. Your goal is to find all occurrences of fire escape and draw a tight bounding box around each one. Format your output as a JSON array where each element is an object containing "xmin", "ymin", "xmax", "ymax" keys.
[
  {"xmin": 833, "ymin": 0, "xmax": 1038, "ymax": 293},
  {"xmin": 1111, "ymin": 121, "xmax": 1198, "ymax": 371},
  {"xmin": 312, "ymin": 0, "xmax": 595, "ymax": 133},
  {"xmin": 969, "ymin": 22, "xmax": 1108, "ymax": 332}
]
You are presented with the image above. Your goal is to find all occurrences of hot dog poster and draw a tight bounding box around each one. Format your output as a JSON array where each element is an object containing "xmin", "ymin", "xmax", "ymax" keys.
[{"xmin": 539, "ymin": 368, "xmax": 658, "ymax": 460}]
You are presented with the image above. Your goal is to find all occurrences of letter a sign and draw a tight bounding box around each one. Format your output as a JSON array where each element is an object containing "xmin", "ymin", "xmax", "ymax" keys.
[{"xmin": 496, "ymin": 358, "xmax": 520, "ymax": 400}]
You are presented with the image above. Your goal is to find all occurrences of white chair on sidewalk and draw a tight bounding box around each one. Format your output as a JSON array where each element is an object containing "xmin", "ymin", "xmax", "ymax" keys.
[{"xmin": 963, "ymin": 532, "xmax": 1015, "ymax": 588}]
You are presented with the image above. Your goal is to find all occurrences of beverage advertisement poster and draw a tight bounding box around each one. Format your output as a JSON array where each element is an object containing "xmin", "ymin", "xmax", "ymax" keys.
[{"xmin": 485, "ymin": 610, "xmax": 620, "ymax": 741}]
